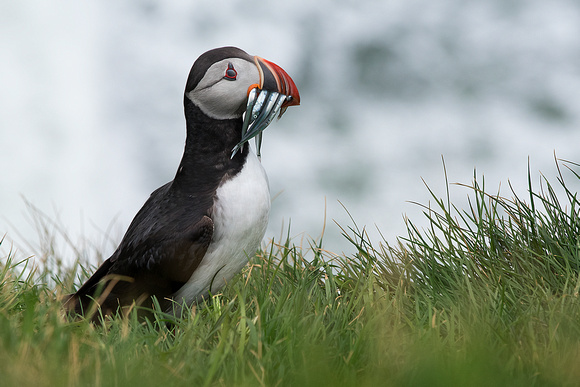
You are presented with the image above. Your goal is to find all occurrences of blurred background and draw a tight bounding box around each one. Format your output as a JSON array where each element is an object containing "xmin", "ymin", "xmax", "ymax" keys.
[{"xmin": 2, "ymin": 0, "xmax": 580, "ymax": 263}]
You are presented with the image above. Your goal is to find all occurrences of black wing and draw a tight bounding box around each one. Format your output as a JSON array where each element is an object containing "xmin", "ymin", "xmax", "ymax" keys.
[{"xmin": 66, "ymin": 183, "xmax": 214, "ymax": 320}]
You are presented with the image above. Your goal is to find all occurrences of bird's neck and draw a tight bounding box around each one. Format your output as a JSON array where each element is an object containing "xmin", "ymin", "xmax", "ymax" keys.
[{"xmin": 171, "ymin": 97, "xmax": 247, "ymax": 192}]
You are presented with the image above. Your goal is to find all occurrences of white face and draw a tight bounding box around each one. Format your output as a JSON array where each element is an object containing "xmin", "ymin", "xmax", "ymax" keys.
[{"xmin": 186, "ymin": 58, "xmax": 260, "ymax": 120}]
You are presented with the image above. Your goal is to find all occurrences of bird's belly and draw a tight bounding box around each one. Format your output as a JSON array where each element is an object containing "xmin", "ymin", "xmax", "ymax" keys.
[{"xmin": 175, "ymin": 151, "xmax": 270, "ymax": 307}]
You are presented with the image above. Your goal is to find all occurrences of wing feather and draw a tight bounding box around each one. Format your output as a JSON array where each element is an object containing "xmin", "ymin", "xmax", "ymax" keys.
[{"xmin": 66, "ymin": 184, "xmax": 215, "ymax": 320}]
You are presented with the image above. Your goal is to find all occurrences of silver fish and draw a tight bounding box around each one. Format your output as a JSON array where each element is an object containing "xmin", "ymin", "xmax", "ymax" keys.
[{"xmin": 231, "ymin": 89, "xmax": 288, "ymax": 158}]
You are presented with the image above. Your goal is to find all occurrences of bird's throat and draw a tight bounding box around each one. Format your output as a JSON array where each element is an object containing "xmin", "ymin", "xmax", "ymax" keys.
[{"xmin": 172, "ymin": 98, "xmax": 247, "ymax": 192}]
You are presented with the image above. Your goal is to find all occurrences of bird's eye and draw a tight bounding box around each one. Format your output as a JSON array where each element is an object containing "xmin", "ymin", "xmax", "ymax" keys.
[{"xmin": 224, "ymin": 62, "xmax": 237, "ymax": 81}]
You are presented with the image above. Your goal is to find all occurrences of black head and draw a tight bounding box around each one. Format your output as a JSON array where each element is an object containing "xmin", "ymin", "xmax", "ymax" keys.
[{"xmin": 184, "ymin": 46, "xmax": 300, "ymax": 121}]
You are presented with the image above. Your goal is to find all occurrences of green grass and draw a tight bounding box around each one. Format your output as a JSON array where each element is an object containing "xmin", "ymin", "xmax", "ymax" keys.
[{"xmin": 2, "ymin": 159, "xmax": 580, "ymax": 386}]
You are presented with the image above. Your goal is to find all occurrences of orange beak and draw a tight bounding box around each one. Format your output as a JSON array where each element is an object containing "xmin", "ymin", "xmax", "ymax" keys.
[
  {"xmin": 253, "ymin": 56, "xmax": 301, "ymax": 109},
  {"xmin": 232, "ymin": 55, "xmax": 300, "ymax": 159}
]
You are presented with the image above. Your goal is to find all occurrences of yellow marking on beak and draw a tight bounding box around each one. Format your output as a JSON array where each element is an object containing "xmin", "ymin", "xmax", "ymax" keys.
[{"xmin": 253, "ymin": 56, "xmax": 265, "ymax": 89}]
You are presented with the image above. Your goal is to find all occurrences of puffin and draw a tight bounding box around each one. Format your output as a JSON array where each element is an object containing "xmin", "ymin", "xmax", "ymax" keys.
[{"xmin": 64, "ymin": 46, "xmax": 300, "ymax": 321}]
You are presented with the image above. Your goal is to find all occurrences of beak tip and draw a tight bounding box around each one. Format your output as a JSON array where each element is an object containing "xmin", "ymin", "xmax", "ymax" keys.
[
  {"xmin": 289, "ymin": 95, "xmax": 301, "ymax": 106},
  {"xmin": 256, "ymin": 56, "xmax": 300, "ymax": 109}
]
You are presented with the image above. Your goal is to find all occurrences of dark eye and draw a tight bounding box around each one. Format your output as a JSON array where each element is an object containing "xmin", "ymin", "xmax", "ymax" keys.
[{"xmin": 224, "ymin": 62, "xmax": 237, "ymax": 80}]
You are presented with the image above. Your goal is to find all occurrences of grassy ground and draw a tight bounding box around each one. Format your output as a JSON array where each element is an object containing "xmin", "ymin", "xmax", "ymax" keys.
[{"xmin": 1, "ymin": 159, "xmax": 580, "ymax": 386}]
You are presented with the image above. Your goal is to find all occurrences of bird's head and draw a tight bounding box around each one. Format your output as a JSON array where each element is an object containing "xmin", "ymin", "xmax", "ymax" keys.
[{"xmin": 184, "ymin": 46, "xmax": 300, "ymax": 157}]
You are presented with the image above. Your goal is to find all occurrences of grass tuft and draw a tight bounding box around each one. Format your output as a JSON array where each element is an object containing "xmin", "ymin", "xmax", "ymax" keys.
[{"xmin": 1, "ymin": 158, "xmax": 580, "ymax": 386}]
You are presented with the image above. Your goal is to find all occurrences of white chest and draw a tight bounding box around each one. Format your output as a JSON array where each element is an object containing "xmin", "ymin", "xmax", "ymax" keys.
[{"xmin": 175, "ymin": 151, "xmax": 270, "ymax": 306}]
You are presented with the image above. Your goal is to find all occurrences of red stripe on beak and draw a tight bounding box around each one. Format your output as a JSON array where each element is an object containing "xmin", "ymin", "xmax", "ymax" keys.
[{"xmin": 255, "ymin": 57, "xmax": 301, "ymax": 108}]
